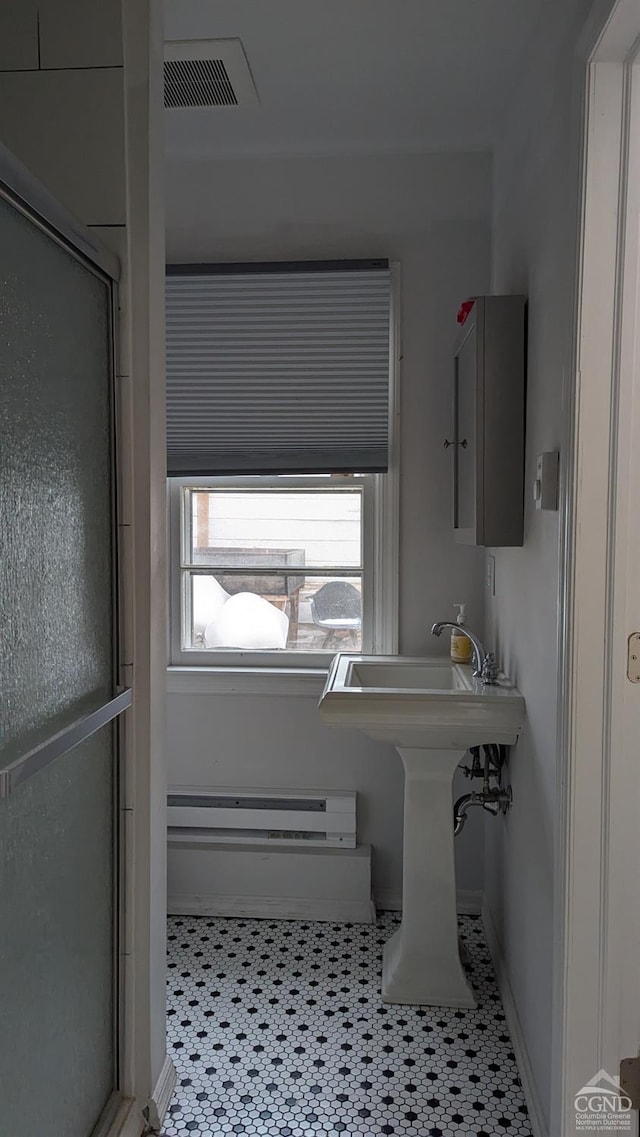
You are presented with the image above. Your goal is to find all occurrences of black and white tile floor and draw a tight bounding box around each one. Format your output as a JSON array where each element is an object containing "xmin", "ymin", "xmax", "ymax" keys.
[{"xmin": 164, "ymin": 913, "xmax": 531, "ymax": 1137}]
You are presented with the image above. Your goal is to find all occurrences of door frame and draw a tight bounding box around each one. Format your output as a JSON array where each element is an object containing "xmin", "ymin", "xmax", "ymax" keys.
[{"xmin": 554, "ymin": 2, "xmax": 640, "ymax": 1133}]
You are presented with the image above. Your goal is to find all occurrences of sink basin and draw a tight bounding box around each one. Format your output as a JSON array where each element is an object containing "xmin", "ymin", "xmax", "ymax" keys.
[
  {"xmin": 348, "ymin": 660, "xmax": 471, "ymax": 690},
  {"xmin": 318, "ymin": 654, "xmax": 526, "ymax": 1009},
  {"xmin": 319, "ymin": 653, "xmax": 525, "ymax": 748}
]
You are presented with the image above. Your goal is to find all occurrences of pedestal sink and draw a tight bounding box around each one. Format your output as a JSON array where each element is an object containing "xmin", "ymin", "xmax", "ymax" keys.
[{"xmin": 318, "ymin": 654, "xmax": 525, "ymax": 1008}]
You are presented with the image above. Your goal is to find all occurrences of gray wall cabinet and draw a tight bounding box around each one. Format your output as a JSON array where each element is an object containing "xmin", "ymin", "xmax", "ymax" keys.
[{"xmin": 451, "ymin": 295, "xmax": 526, "ymax": 547}]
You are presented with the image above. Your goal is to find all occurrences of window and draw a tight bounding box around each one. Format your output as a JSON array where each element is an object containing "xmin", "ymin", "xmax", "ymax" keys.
[
  {"xmin": 166, "ymin": 260, "xmax": 399, "ymax": 669},
  {"xmin": 169, "ymin": 474, "xmax": 388, "ymax": 664}
]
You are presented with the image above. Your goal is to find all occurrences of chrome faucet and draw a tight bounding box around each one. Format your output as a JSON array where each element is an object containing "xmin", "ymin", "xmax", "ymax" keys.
[{"xmin": 430, "ymin": 622, "xmax": 499, "ymax": 684}]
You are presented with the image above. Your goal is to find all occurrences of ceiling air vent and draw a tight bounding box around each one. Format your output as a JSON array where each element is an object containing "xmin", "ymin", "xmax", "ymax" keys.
[
  {"xmin": 165, "ymin": 58, "xmax": 237, "ymax": 108},
  {"xmin": 164, "ymin": 38, "xmax": 259, "ymax": 110}
]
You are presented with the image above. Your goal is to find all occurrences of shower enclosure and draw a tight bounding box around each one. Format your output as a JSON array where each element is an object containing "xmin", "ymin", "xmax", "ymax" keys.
[{"xmin": 0, "ymin": 148, "xmax": 129, "ymax": 1137}]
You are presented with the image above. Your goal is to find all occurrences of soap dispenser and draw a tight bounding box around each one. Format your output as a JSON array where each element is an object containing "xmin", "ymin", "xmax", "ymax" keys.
[{"xmin": 450, "ymin": 604, "xmax": 473, "ymax": 664}]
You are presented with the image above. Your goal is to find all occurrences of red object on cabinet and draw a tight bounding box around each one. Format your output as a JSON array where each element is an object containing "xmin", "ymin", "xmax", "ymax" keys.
[{"xmin": 456, "ymin": 298, "xmax": 476, "ymax": 325}]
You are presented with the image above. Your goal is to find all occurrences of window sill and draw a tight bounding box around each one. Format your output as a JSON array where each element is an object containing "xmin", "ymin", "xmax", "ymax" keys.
[{"xmin": 166, "ymin": 666, "xmax": 329, "ymax": 697}]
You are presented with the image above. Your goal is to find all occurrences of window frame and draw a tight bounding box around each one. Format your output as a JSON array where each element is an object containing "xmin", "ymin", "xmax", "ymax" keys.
[
  {"xmin": 168, "ymin": 472, "xmax": 395, "ymax": 668},
  {"xmin": 166, "ymin": 261, "xmax": 400, "ymax": 674}
]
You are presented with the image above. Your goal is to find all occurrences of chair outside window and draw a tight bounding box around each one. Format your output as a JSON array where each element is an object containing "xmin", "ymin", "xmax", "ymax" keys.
[{"xmin": 309, "ymin": 580, "xmax": 362, "ymax": 649}]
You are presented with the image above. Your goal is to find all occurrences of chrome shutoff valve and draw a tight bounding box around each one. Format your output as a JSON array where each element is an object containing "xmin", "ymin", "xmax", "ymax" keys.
[{"xmin": 479, "ymin": 652, "xmax": 499, "ymax": 685}]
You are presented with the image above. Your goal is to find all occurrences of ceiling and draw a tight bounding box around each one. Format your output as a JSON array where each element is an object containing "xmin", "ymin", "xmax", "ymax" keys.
[{"xmin": 163, "ymin": 0, "xmax": 546, "ymax": 159}]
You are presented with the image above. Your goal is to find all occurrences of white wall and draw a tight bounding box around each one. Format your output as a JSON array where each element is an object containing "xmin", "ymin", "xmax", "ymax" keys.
[
  {"xmin": 165, "ymin": 150, "xmax": 491, "ymax": 902},
  {"xmin": 485, "ymin": 2, "xmax": 602, "ymax": 1129}
]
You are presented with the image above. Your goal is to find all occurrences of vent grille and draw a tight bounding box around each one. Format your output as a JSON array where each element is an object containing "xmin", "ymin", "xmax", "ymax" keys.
[
  {"xmin": 164, "ymin": 58, "xmax": 238, "ymax": 109},
  {"xmin": 167, "ymin": 794, "xmax": 326, "ymax": 812}
]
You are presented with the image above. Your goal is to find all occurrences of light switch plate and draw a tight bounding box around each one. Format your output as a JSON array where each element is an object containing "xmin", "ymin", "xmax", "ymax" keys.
[{"xmin": 534, "ymin": 451, "xmax": 559, "ymax": 510}]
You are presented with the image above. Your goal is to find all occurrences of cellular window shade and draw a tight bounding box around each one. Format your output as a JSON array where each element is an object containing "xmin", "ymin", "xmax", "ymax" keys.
[{"xmin": 165, "ymin": 261, "xmax": 391, "ymax": 475}]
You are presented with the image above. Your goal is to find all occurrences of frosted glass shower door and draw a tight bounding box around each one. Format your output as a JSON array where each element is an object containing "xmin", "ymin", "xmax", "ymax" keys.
[{"xmin": 0, "ymin": 188, "xmax": 126, "ymax": 1137}]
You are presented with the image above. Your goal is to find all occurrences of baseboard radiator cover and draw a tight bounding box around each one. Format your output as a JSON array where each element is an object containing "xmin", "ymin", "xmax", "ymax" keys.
[{"xmin": 168, "ymin": 787, "xmax": 356, "ymax": 848}]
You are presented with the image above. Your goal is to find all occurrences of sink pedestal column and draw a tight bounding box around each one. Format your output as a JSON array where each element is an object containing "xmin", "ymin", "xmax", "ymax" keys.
[{"xmin": 382, "ymin": 747, "xmax": 476, "ymax": 1008}]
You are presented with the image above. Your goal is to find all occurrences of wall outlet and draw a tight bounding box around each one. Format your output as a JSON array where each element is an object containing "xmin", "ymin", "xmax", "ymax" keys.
[{"xmin": 487, "ymin": 555, "xmax": 496, "ymax": 596}]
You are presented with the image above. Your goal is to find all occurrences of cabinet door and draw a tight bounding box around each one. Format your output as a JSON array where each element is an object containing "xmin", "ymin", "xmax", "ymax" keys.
[
  {"xmin": 454, "ymin": 324, "xmax": 480, "ymax": 541},
  {"xmin": 451, "ymin": 295, "xmax": 524, "ymax": 547}
]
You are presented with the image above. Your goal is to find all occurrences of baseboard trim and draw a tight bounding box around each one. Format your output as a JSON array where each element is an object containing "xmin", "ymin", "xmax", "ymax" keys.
[
  {"xmin": 115, "ymin": 1105, "xmax": 145, "ymax": 1137},
  {"xmin": 482, "ymin": 903, "xmax": 548, "ymax": 1137},
  {"xmin": 456, "ymin": 889, "xmax": 484, "ymax": 915},
  {"xmin": 149, "ymin": 1054, "xmax": 177, "ymax": 1129},
  {"xmin": 99, "ymin": 1097, "xmax": 143, "ymax": 1137},
  {"xmin": 168, "ymin": 894, "xmax": 377, "ymax": 924},
  {"xmin": 375, "ymin": 888, "xmax": 483, "ymax": 915}
]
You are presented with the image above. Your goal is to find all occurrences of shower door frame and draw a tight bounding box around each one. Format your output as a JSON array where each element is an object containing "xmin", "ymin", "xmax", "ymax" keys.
[{"xmin": 0, "ymin": 144, "xmax": 133, "ymax": 1137}]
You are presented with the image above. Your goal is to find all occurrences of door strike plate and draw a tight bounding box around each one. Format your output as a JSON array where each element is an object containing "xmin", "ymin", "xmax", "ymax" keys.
[
  {"xmin": 627, "ymin": 634, "xmax": 640, "ymax": 683},
  {"xmin": 620, "ymin": 1056, "xmax": 640, "ymax": 1109}
]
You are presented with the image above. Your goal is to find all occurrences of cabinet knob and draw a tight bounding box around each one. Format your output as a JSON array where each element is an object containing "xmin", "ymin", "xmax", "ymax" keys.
[{"xmin": 444, "ymin": 439, "xmax": 468, "ymax": 449}]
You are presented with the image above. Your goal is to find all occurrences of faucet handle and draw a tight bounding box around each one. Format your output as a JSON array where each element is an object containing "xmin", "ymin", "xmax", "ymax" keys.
[{"xmin": 480, "ymin": 652, "xmax": 499, "ymax": 685}]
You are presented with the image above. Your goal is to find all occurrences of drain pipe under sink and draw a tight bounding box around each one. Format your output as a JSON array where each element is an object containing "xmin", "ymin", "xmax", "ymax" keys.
[{"xmin": 453, "ymin": 743, "xmax": 513, "ymax": 835}]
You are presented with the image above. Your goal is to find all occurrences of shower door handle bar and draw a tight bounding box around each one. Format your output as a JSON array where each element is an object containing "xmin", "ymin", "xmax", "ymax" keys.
[{"xmin": 0, "ymin": 688, "xmax": 132, "ymax": 799}]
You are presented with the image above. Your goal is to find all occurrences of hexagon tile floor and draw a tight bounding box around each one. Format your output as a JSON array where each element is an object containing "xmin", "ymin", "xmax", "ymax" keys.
[{"xmin": 163, "ymin": 913, "xmax": 531, "ymax": 1137}]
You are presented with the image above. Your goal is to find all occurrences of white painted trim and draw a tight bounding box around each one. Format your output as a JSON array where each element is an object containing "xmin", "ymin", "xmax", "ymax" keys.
[
  {"xmin": 149, "ymin": 1055, "xmax": 178, "ymax": 1128},
  {"xmin": 118, "ymin": 0, "xmax": 169, "ymax": 1114},
  {"xmin": 600, "ymin": 53, "xmax": 640, "ymax": 1074},
  {"xmin": 374, "ymin": 890, "xmax": 402, "ymax": 911},
  {"xmin": 552, "ymin": 55, "xmax": 625, "ymax": 1136},
  {"xmin": 454, "ymin": 889, "xmax": 483, "ymax": 916},
  {"xmin": 375, "ymin": 889, "xmax": 483, "ymax": 916},
  {"xmin": 553, "ymin": 5, "xmax": 640, "ymax": 1134},
  {"xmin": 550, "ymin": 58, "xmax": 590, "ymax": 1137},
  {"xmin": 588, "ymin": 0, "xmax": 640, "ymax": 60},
  {"xmin": 373, "ymin": 261, "xmax": 401, "ymax": 655},
  {"xmin": 167, "ymin": 665, "xmax": 327, "ymax": 696},
  {"xmin": 165, "ymin": 888, "xmax": 483, "ymax": 920},
  {"xmin": 168, "ymin": 893, "xmax": 377, "ymax": 923},
  {"xmin": 168, "ymin": 840, "xmax": 374, "ymax": 923},
  {"xmin": 483, "ymin": 903, "xmax": 548, "ymax": 1137},
  {"xmin": 89, "ymin": 1094, "xmax": 146, "ymax": 1137},
  {"xmin": 105, "ymin": 1098, "xmax": 144, "ymax": 1137}
]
